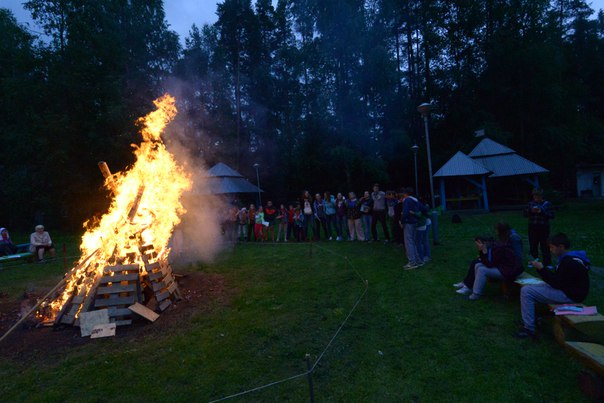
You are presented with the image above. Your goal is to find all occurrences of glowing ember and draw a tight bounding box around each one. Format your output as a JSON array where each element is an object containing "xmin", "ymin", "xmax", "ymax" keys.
[{"xmin": 46, "ymin": 94, "xmax": 191, "ymax": 321}]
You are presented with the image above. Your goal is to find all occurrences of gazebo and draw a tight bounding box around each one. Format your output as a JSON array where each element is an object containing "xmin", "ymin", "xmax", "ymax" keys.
[
  {"xmin": 434, "ymin": 138, "xmax": 549, "ymax": 211},
  {"xmin": 204, "ymin": 162, "xmax": 263, "ymax": 195}
]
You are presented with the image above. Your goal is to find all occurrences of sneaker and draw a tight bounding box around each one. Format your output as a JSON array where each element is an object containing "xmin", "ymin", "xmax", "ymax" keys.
[
  {"xmin": 456, "ymin": 286, "xmax": 472, "ymax": 295},
  {"xmin": 513, "ymin": 326, "xmax": 536, "ymax": 340},
  {"xmin": 423, "ymin": 257, "xmax": 431, "ymax": 263},
  {"xmin": 336, "ymin": 236, "xmax": 342, "ymax": 241},
  {"xmin": 329, "ymin": 237, "xmax": 333, "ymax": 241},
  {"xmin": 403, "ymin": 262, "xmax": 418, "ymax": 270},
  {"xmin": 468, "ymin": 293, "xmax": 481, "ymax": 301},
  {"xmin": 415, "ymin": 261, "xmax": 424, "ymax": 267},
  {"xmin": 453, "ymin": 282, "xmax": 465, "ymax": 288}
]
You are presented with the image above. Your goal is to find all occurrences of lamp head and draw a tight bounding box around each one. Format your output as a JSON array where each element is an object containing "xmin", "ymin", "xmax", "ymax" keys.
[{"xmin": 417, "ymin": 103, "xmax": 431, "ymax": 117}]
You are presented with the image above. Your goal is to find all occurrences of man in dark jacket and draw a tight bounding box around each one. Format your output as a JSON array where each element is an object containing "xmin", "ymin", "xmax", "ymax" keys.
[{"xmin": 515, "ymin": 233, "xmax": 590, "ymax": 339}]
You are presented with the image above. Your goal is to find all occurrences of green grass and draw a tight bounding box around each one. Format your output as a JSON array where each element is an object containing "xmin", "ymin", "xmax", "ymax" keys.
[{"xmin": 0, "ymin": 201, "xmax": 603, "ymax": 402}]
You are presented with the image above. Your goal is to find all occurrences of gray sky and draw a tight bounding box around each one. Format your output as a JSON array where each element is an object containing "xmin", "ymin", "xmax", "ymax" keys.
[{"xmin": 3, "ymin": 0, "xmax": 604, "ymax": 42}]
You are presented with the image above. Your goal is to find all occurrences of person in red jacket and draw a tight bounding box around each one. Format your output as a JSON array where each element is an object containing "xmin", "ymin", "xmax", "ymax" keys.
[{"xmin": 467, "ymin": 222, "xmax": 524, "ymax": 300}]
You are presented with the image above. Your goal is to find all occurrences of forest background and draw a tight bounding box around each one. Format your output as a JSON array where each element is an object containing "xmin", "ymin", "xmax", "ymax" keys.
[{"xmin": 2, "ymin": 0, "xmax": 604, "ymax": 230}]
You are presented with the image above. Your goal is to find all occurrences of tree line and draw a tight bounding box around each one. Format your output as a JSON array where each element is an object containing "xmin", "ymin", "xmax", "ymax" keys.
[{"xmin": 1, "ymin": 0, "xmax": 604, "ymax": 229}]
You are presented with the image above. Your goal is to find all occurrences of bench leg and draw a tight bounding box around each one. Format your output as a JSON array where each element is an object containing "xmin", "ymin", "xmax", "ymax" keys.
[{"xmin": 578, "ymin": 370, "xmax": 604, "ymax": 400}]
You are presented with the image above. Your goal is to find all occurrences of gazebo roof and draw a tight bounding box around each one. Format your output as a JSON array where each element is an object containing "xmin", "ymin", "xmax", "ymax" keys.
[
  {"xmin": 468, "ymin": 137, "xmax": 515, "ymax": 157},
  {"xmin": 434, "ymin": 151, "xmax": 491, "ymax": 177},
  {"xmin": 201, "ymin": 163, "xmax": 263, "ymax": 194},
  {"xmin": 472, "ymin": 154, "xmax": 549, "ymax": 177}
]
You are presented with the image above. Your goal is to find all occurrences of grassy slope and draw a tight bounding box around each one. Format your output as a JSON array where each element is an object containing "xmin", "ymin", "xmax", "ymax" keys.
[{"xmin": 0, "ymin": 201, "xmax": 602, "ymax": 402}]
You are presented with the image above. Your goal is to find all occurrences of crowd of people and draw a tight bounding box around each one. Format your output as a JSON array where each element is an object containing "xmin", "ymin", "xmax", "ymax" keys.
[
  {"xmin": 0, "ymin": 225, "xmax": 55, "ymax": 263},
  {"xmin": 223, "ymin": 184, "xmax": 433, "ymax": 269},
  {"xmin": 451, "ymin": 188, "xmax": 591, "ymax": 340}
]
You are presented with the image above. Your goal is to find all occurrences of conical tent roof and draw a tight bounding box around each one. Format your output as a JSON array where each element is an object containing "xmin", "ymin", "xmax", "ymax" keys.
[
  {"xmin": 467, "ymin": 138, "xmax": 548, "ymax": 177},
  {"xmin": 203, "ymin": 163, "xmax": 263, "ymax": 194},
  {"xmin": 468, "ymin": 138, "xmax": 515, "ymax": 157}
]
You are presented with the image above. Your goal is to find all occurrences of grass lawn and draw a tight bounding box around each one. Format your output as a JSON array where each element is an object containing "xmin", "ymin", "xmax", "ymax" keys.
[{"xmin": 0, "ymin": 201, "xmax": 602, "ymax": 402}]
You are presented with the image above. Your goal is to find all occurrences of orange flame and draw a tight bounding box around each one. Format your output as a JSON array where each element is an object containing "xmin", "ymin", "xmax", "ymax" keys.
[{"xmin": 48, "ymin": 94, "xmax": 191, "ymax": 316}]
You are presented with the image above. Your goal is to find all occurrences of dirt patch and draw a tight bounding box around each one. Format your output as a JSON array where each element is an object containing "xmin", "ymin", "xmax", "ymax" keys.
[{"xmin": 0, "ymin": 271, "xmax": 234, "ymax": 360}]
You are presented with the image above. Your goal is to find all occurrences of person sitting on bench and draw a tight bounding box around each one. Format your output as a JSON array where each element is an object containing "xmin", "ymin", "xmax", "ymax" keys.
[
  {"xmin": 0, "ymin": 228, "xmax": 17, "ymax": 256},
  {"xmin": 453, "ymin": 222, "xmax": 524, "ymax": 298},
  {"xmin": 515, "ymin": 233, "xmax": 590, "ymax": 339},
  {"xmin": 29, "ymin": 225, "xmax": 55, "ymax": 262}
]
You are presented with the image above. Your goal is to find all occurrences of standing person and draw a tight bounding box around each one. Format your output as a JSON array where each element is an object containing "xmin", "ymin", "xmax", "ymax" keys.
[
  {"xmin": 248, "ymin": 204, "xmax": 256, "ymax": 242},
  {"xmin": 276, "ymin": 204, "xmax": 288, "ymax": 242},
  {"xmin": 286, "ymin": 204, "xmax": 295, "ymax": 242},
  {"xmin": 400, "ymin": 187, "xmax": 422, "ymax": 269},
  {"xmin": 415, "ymin": 197, "xmax": 431, "ymax": 263},
  {"xmin": 301, "ymin": 190, "xmax": 314, "ymax": 241},
  {"xmin": 515, "ymin": 233, "xmax": 590, "ymax": 339},
  {"xmin": 346, "ymin": 192, "xmax": 364, "ymax": 241},
  {"xmin": 254, "ymin": 206, "xmax": 265, "ymax": 241},
  {"xmin": 294, "ymin": 206, "xmax": 305, "ymax": 241},
  {"xmin": 264, "ymin": 201, "xmax": 277, "ymax": 241},
  {"xmin": 359, "ymin": 191, "xmax": 373, "ymax": 242},
  {"xmin": 371, "ymin": 184, "xmax": 390, "ymax": 243},
  {"xmin": 237, "ymin": 207, "xmax": 249, "ymax": 241},
  {"xmin": 467, "ymin": 222, "xmax": 524, "ymax": 300},
  {"xmin": 29, "ymin": 225, "xmax": 56, "ymax": 262},
  {"xmin": 334, "ymin": 192, "xmax": 348, "ymax": 241},
  {"xmin": 323, "ymin": 192, "xmax": 336, "ymax": 240},
  {"xmin": 313, "ymin": 193, "xmax": 329, "ymax": 240},
  {"xmin": 526, "ymin": 188, "xmax": 554, "ymax": 266},
  {"xmin": 392, "ymin": 190, "xmax": 404, "ymax": 245},
  {"xmin": 0, "ymin": 228, "xmax": 17, "ymax": 256}
]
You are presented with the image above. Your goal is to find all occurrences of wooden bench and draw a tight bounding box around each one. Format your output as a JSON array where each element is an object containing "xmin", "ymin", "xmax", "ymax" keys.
[
  {"xmin": 548, "ymin": 304, "xmax": 604, "ymax": 346},
  {"xmin": 0, "ymin": 243, "xmax": 34, "ymax": 268},
  {"xmin": 564, "ymin": 341, "xmax": 604, "ymax": 399}
]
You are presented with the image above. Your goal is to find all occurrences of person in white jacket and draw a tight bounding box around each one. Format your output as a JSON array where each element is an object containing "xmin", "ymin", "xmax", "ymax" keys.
[{"xmin": 29, "ymin": 225, "xmax": 55, "ymax": 262}]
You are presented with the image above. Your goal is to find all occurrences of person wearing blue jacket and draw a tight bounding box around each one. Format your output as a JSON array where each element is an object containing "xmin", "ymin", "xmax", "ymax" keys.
[{"xmin": 515, "ymin": 233, "xmax": 590, "ymax": 339}]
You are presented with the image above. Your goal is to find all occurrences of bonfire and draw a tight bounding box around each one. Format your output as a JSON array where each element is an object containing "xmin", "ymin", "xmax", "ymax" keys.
[{"xmin": 37, "ymin": 94, "xmax": 191, "ymax": 329}]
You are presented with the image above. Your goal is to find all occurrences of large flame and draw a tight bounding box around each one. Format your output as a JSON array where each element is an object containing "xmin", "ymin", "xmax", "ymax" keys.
[{"xmin": 48, "ymin": 94, "xmax": 191, "ymax": 316}]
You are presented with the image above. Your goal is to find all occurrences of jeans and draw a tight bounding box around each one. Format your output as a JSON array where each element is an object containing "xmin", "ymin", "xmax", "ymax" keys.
[
  {"xmin": 335, "ymin": 215, "xmax": 347, "ymax": 238},
  {"xmin": 520, "ymin": 284, "xmax": 573, "ymax": 332},
  {"xmin": 361, "ymin": 214, "xmax": 372, "ymax": 241},
  {"xmin": 472, "ymin": 263, "xmax": 504, "ymax": 295},
  {"xmin": 403, "ymin": 223, "xmax": 420, "ymax": 264},
  {"xmin": 371, "ymin": 210, "xmax": 390, "ymax": 241},
  {"xmin": 528, "ymin": 224, "xmax": 551, "ymax": 265},
  {"xmin": 416, "ymin": 228, "xmax": 429, "ymax": 260},
  {"xmin": 325, "ymin": 214, "xmax": 335, "ymax": 238}
]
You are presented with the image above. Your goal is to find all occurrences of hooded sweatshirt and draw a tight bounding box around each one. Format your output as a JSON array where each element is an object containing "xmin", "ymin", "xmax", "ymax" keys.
[{"xmin": 539, "ymin": 250, "xmax": 590, "ymax": 302}]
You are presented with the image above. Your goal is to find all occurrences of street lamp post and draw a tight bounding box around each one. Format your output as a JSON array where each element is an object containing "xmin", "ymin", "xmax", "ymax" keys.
[
  {"xmin": 417, "ymin": 103, "xmax": 435, "ymax": 208},
  {"xmin": 417, "ymin": 103, "xmax": 439, "ymax": 245},
  {"xmin": 253, "ymin": 163, "xmax": 262, "ymax": 206},
  {"xmin": 411, "ymin": 144, "xmax": 419, "ymax": 194}
]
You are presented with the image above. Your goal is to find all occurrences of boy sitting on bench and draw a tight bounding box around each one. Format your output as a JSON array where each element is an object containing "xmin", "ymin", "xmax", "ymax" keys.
[{"xmin": 515, "ymin": 233, "xmax": 591, "ymax": 339}]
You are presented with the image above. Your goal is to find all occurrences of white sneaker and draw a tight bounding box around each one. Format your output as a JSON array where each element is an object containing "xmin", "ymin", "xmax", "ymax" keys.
[
  {"xmin": 404, "ymin": 262, "xmax": 418, "ymax": 270},
  {"xmin": 453, "ymin": 282, "xmax": 465, "ymax": 288},
  {"xmin": 456, "ymin": 286, "xmax": 472, "ymax": 295},
  {"xmin": 329, "ymin": 237, "xmax": 333, "ymax": 241}
]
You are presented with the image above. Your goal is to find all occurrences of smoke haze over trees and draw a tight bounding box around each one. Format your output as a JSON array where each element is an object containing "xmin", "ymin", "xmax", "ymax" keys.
[{"xmin": 1, "ymin": 0, "xmax": 604, "ymax": 228}]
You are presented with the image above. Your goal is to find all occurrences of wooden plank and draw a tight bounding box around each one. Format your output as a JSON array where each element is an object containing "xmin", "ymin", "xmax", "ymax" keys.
[
  {"xmin": 152, "ymin": 281, "xmax": 166, "ymax": 292},
  {"xmin": 103, "ymin": 264, "xmax": 139, "ymax": 274},
  {"xmin": 565, "ymin": 342, "xmax": 604, "ymax": 377},
  {"xmin": 111, "ymin": 319, "xmax": 132, "ymax": 326},
  {"xmin": 107, "ymin": 307, "xmax": 132, "ymax": 317},
  {"xmin": 167, "ymin": 281, "xmax": 178, "ymax": 294},
  {"xmin": 145, "ymin": 261, "xmax": 160, "ymax": 272},
  {"xmin": 97, "ymin": 284, "xmax": 137, "ymax": 295},
  {"xmin": 156, "ymin": 290, "xmax": 170, "ymax": 302},
  {"xmin": 90, "ymin": 323, "xmax": 117, "ymax": 338},
  {"xmin": 128, "ymin": 302, "xmax": 160, "ymax": 322},
  {"xmin": 148, "ymin": 265, "xmax": 170, "ymax": 281},
  {"xmin": 100, "ymin": 273, "xmax": 139, "ymax": 283},
  {"xmin": 94, "ymin": 295, "xmax": 137, "ymax": 307},
  {"xmin": 158, "ymin": 299, "xmax": 172, "ymax": 312},
  {"xmin": 79, "ymin": 310, "xmax": 110, "ymax": 337}
]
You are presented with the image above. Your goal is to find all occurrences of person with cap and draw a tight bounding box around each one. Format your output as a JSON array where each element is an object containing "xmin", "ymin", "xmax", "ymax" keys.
[
  {"xmin": 0, "ymin": 228, "xmax": 17, "ymax": 256},
  {"xmin": 29, "ymin": 225, "xmax": 55, "ymax": 262},
  {"xmin": 526, "ymin": 188, "xmax": 554, "ymax": 266}
]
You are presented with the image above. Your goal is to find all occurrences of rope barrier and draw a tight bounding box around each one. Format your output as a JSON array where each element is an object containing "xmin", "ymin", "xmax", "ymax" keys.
[{"xmin": 208, "ymin": 242, "xmax": 368, "ymax": 402}]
